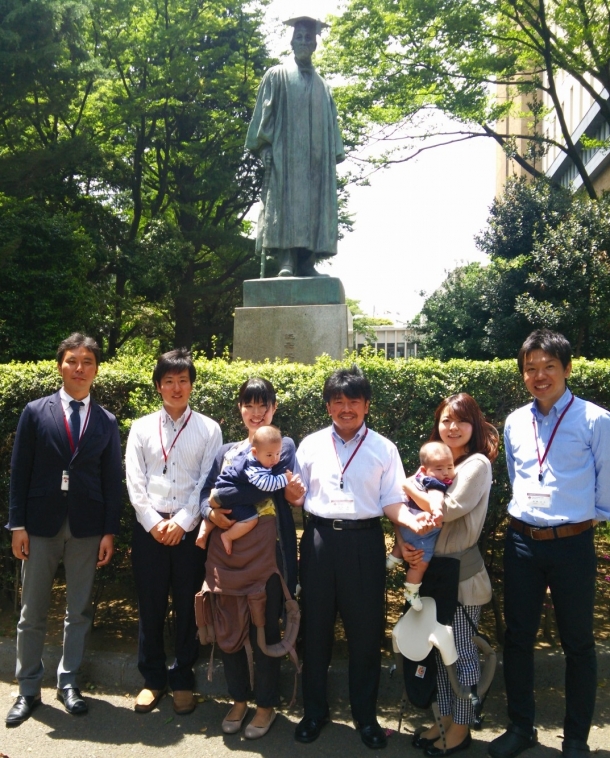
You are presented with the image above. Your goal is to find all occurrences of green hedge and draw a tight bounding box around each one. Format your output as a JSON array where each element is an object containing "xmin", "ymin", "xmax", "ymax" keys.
[{"xmin": 2, "ymin": 353, "xmax": 610, "ymax": 599}]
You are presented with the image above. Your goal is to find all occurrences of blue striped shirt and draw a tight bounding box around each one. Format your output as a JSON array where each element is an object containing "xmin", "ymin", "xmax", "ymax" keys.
[{"xmin": 245, "ymin": 457, "xmax": 289, "ymax": 492}]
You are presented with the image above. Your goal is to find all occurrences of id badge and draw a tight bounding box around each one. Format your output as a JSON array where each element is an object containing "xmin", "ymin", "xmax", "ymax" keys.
[
  {"xmin": 329, "ymin": 491, "xmax": 356, "ymax": 515},
  {"xmin": 61, "ymin": 470, "xmax": 70, "ymax": 492},
  {"xmin": 148, "ymin": 474, "xmax": 171, "ymax": 498},
  {"xmin": 525, "ymin": 489, "xmax": 552, "ymax": 509}
]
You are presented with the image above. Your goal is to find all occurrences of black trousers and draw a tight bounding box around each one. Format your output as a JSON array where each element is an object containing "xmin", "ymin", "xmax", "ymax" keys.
[
  {"xmin": 132, "ymin": 520, "xmax": 206, "ymax": 691},
  {"xmin": 221, "ymin": 573, "xmax": 283, "ymax": 708},
  {"xmin": 503, "ymin": 526, "xmax": 597, "ymax": 742},
  {"xmin": 299, "ymin": 521, "xmax": 386, "ymax": 725}
]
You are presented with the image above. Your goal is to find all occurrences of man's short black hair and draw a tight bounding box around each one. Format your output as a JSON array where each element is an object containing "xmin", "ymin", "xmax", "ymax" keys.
[
  {"xmin": 323, "ymin": 365, "xmax": 372, "ymax": 404},
  {"xmin": 517, "ymin": 329, "xmax": 572, "ymax": 373},
  {"xmin": 56, "ymin": 333, "xmax": 101, "ymax": 366},
  {"xmin": 153, "ymin": 348, "xmax": 196, "ymax": 386}
]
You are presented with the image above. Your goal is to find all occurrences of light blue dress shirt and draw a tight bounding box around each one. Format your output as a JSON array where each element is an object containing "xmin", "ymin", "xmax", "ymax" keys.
[{"xmin": 505, "ymin": 387, "xmax": 610, "ymax": 526}]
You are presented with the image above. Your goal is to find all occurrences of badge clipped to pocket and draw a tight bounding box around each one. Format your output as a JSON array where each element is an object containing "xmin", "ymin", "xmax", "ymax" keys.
[{"xmin": 61, "ymin": 470, "xmax": 70, "ymax": 492}]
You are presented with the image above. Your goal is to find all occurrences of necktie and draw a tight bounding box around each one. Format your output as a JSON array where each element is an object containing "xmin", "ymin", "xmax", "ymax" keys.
[{"xmin": 69, "ymin": 400, "xmax": 84, "ymax": 445}]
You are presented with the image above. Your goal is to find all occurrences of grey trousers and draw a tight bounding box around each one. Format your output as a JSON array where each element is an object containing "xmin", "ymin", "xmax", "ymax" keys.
[{"xmin": 16, "ymin": 518, "xmax": 100, "ymax": 695}]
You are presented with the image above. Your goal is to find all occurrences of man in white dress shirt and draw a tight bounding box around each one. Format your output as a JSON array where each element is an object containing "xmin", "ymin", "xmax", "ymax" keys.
[
  {"xmin": 291, "ymin": 365, "xmax": 413, "ymax": 750},
  {"xmin": 126, "ymin": 349, "xmax": 221, "ymax": 715}
]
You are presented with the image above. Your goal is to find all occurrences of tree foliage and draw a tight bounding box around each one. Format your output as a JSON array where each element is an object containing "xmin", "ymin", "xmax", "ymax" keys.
[
  {"xmin": 0, "ymin": 0, "xmax": 270, "ymax": 360},
  {"xmin": 420, "ymin": 178, "xmax": 610, "ymax": 359},
  {"xmin": 322, "ymin": 0, "xmax": 610, "ymax": 195}
]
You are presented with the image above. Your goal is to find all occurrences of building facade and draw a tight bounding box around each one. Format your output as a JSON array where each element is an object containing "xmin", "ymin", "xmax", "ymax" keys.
[
  {"xmin": 496, "ymin": 74, "xmax": 610, "ymax": 195},
  {"xmin": 355, "ymin": 324, "xmax": 419, "ymax": 359}
]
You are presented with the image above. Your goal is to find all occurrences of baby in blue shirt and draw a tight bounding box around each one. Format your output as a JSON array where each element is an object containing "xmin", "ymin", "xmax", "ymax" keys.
[
  {"xmin": 387, "ymin": 441, "xmax": 454, "ymax": 610},
  {"xmin": 198, "ymin": 425, "xmax": 300, "ymax": 555}
]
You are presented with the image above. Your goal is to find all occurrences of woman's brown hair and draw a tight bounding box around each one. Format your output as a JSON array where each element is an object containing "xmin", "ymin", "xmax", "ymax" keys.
[{"xmin": 429, "ymin": 393, "xmax": 499, "ymax": 464}]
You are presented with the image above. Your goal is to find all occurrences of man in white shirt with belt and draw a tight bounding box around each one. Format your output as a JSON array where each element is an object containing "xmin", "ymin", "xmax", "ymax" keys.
[
  {"xmin": 126, "ymin": 349, "xmax": 221, "ymax": 715},
  {"xmin": 291, "ymin": 365, "xmax": 414, "ymax": 750}
]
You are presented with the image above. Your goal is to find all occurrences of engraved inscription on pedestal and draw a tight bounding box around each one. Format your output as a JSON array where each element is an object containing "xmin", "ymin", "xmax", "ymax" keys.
[{"xmin": 284, "ymin": 333, "xmax": 296, "ymax": 361}]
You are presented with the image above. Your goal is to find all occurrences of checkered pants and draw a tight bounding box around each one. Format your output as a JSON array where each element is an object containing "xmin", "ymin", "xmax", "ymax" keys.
[{"xmin": 435, "ymin": 604, "xmax": 481, "ymax": 725}]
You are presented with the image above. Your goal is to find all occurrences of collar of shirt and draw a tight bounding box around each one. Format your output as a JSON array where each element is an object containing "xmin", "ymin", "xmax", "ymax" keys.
[
  {"xmin": 161, "ymin": 405, "xmax": 191, "ymax": 428},
  {"xmin": 59, "ymin": 386, "xmax": 91, "ymax": 413},
  {"xmin": 331, "ymin": 422, "xmax": 367, "ymax": 461},
  {"xmin": 530, "ymin": 387, "xmax": 573, "ymax": 422}
]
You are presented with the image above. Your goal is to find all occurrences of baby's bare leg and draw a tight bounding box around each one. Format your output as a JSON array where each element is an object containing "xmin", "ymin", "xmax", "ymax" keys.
[
  {"xmin": 220, "ymin": 517, "xmax": 258, "ymax": 555},
  {"xmin": 195, "ymin": 518, "xmax": 214, "ymax": 550},
  {"xmin": 406, "ymin": 560, "xmax": 429, "ymax": 585}
]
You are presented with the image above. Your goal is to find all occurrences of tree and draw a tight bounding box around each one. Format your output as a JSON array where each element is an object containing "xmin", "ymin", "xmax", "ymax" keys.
[
  {"xmin": 82, "ymin": 0, "xmax": 271, "ymax": 354},
  {"xmin": 515, "ymin": 193, "xmax": 610, "ymax": 357},
  {"xmin": 0, "ymin": 0, "xmax": 271, "ymax": 359},
  {"xmin": 322, "ymin": 0, "xmax": 610, "ymax": 196},
  {"xmin": 420, "ymin": 178, "xmax": 610, "ymax": 359},
  {"xmin": 419, "ymin": 263, "xmax": 491, "ymax": 360},
  {"xmin": 0, "ymin": 196, "xmax": 103, "ymax": 361}
]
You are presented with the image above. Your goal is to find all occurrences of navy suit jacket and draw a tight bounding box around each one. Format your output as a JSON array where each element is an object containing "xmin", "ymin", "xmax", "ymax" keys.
[{"xmin": 8, "ymin": 391, "xmax": 123, "ymax": 538}]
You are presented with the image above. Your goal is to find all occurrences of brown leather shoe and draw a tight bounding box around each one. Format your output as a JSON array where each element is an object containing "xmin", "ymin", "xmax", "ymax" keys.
[
  {"xmin": 172, "ymin": 690, "xmax": 196, "ymax": 715},
  {"xmin": 134, "ymin": 688, "xmax": 166, "ymax": 713}
]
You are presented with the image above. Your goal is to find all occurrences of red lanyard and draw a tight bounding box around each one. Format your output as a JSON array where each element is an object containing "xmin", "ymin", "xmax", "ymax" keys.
[
  {"xmin": 332, "ymin": 428, "xmax": 368, "ymax": 490},
  {"xmin": 532, "ymin": 394, "xmax": 574, "ymax": 482},
  {"xmin": 63, "ymin": 403, "xmax": 92, "ymax": 456},
  {"xmin": 159, "ymin": 410, "xmax": 192, "ymax": 474}
]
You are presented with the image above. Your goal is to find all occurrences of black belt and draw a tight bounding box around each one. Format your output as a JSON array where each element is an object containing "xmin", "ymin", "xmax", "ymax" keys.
[
  {"xmin": 307, "ymin": 514, "xmax": 380, "ymax": 531},
  {"xmin": 509, "ymin": 517, "xmax": 593, "ymax": 541}
]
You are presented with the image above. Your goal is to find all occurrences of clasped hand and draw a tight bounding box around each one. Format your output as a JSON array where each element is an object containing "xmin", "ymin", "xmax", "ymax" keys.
[{"xmin": 151, "ymin": 519, "xmax": 184, "ymax": 546}]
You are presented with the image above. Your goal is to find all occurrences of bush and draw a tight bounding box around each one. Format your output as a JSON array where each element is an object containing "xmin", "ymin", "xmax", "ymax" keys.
[{"xmin": 2, "ymin": 353, "xmax": 609, "ymax": 602}]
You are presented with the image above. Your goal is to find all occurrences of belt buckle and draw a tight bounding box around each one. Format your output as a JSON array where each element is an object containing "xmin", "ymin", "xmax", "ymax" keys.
[
  {"xmin": 332, "ymin": 519, "xmax": 343, "ymax": 531},
  {"xmin": 531, "ymin": 525, "xmax": 553, "ymax": 540}
]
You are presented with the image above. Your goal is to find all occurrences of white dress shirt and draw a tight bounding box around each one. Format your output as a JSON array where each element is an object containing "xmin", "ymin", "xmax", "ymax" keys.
[
  {"xmin": 295, "ymin": 423, "xmax": 406, "ymax": 519},
  {"xmin": 126, "ymin": 405, "xmax": 222, "ymax": 533}
]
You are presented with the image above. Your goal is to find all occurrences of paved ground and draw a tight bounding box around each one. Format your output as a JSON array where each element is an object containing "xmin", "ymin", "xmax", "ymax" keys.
[{"xmin": 1, "ymin": 638, "xmax": 610, "ymax": 758}]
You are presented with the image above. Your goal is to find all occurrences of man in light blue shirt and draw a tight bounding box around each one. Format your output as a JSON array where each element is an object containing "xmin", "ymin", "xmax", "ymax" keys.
[{"xmin": 489, "ymin": 330, "xmax": 610, "ymax": 758}]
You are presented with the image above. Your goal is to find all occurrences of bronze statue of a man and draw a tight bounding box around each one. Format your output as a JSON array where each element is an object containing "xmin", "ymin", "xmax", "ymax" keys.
[{"xmin": 246, "ymin": 16, "xmax": 345, "ymax": 278}]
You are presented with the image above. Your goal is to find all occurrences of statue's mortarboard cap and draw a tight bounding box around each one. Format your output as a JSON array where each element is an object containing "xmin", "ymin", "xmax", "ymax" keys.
[{"xmin": 284, "ymin": 16, "xmax": 329, "ymax": 35}]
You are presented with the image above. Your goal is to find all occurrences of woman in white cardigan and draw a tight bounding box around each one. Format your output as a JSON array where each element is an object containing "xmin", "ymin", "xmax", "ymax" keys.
[{"xmin": 402, "ymin": 393, "xmax": 499, "ymax": 757}]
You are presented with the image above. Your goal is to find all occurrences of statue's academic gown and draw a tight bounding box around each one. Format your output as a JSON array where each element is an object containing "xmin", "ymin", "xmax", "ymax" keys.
[{"xmin": 246, "ymin": 59, "xmax": 345, "ymax": 258}]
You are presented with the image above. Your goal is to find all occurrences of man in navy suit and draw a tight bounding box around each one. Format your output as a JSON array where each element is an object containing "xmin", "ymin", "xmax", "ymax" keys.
[{"xmin": 6, "ymin": 333, "xmax": 122, "ymax": 726}]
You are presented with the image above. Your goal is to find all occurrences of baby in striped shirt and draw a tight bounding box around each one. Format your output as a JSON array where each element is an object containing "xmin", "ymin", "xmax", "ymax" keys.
[{"xmin": 200, "ymin": 425, "xmax": 300, "ymax": 555}]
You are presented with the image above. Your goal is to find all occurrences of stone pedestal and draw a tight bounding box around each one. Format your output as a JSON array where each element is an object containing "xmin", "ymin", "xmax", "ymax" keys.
[{"xmin": 233, "ymin": 277, "xmax": 352, "ymax": 363}]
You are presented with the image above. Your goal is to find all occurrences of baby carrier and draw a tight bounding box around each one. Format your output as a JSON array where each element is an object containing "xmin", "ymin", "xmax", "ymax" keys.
[
  {"xmin": 392, "ymin": 554, "xmax": 496, "ymax": 741},
  {"xmin": 194, "ymin": 515, "xmax": 301, "ymax": 702}
]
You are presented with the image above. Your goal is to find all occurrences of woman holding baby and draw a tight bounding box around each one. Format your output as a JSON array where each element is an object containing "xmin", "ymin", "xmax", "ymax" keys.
[
  {"xmin": 197, "ymin": 377, "xmax": 303, "ymax": 740},
  {"xmin": 402, "ymin": 393, "xmax": 499, "ymax": 756}
]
